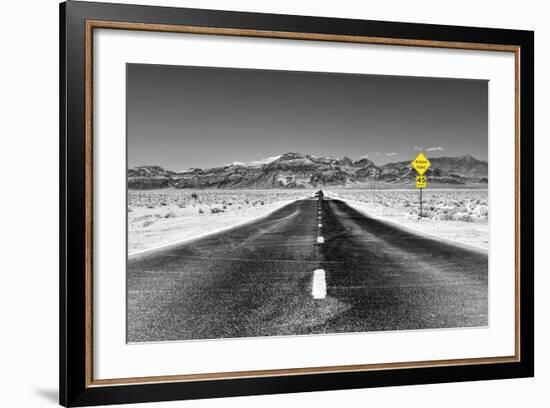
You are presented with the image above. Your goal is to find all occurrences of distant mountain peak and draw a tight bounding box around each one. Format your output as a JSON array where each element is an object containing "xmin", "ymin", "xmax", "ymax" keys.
[
  {"xmin": 353, "ymin": 157, "xmax": 375, "ymax": 166},
  {"xmin": 278, "ymin": 152, "xmax": 308, "ymax": 160}
]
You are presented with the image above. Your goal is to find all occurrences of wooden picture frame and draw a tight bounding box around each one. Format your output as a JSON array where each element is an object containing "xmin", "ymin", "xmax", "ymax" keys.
[{"xmin": 60, "ymin": 1, "xmax": 534, "ymax": 406}]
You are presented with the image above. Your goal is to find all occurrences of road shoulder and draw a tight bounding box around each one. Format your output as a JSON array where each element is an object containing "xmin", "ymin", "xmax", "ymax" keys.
[{"xmin": 330, "ymin": 196, "xmax": 489, "ymax": 255}]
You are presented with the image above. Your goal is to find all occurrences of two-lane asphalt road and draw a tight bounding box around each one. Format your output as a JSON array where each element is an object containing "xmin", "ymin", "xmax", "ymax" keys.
[{"xmin": 127, "ymin": 197, "xmax": 488, "ymax": 342}]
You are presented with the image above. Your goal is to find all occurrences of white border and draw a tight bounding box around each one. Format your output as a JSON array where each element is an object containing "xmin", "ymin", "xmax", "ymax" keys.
[{"xmin": 93, "ymin": 29, "xmax": 516, "ymax": 380}]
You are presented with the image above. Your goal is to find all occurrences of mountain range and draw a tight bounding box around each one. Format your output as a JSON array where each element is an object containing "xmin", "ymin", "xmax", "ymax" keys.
[{"xmin": 127, "ymin": 152, "xmax": 488, "ymax": 189}]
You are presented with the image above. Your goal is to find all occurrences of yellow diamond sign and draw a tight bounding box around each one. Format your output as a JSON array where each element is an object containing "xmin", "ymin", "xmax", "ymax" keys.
[{"xmin": 411, "ymin": 152, "xmax": 431, "ymax": 176}]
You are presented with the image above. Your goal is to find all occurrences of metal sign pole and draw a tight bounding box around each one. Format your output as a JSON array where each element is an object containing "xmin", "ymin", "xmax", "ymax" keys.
[{"xmin": 420, "ymin": 187, "xmax": 422, "ymax": 219}]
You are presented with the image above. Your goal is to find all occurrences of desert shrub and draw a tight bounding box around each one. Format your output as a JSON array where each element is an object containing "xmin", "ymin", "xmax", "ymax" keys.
[
  {"xmin": 476, "ymin": 205, "xmax": 489, "ymax": 217},
  {"xmin": 421, "ymin": 210, "xmax": 435, "ymax": 218},
  {"xmin": 191, "ymin": 192, "xmax": 199, "ymax": 200},
  {"xmin": 143, "ymin": 219, "xmax": 155, "ymax": 227},
  {"xmin": 133, "ymin": 215, "xmax": 152, "ymax": 222},
  {"xmin": 198, "ymin": 208, "xmax": 204, "ymax": 214},
  {"xmin": 452, "ymin": 212, "xmax": 473, "ymax": 222},
  {"xmin": 436, "ymin": 212, "xmax": 454, "ymax": 221},
  {"xmin": 439, "ymin": 206, "xmax": 458, "ymax": 215},
  {"xmin": 164, "ymin": 211, "xmax": 177, "ymax": 218},
  {"xmin": 211, "ymin": 207, "xmax": 224, "ymax": 214}
]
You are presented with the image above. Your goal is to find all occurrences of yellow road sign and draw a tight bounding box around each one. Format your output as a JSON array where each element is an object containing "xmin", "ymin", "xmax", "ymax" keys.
[
  {"xmin": 416, "ymin": 175, "xmax": 427, "ymax": 189},
  {"xmin": 411, "ymin": 152, "xmax": 431, "ymax": 176}
]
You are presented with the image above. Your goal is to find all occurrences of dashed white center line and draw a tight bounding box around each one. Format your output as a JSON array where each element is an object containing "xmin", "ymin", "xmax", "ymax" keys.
[
  {"xmin": 312, "ymin": 269, "xmax": 327, "ymax": 299},
  {"xmin": 313, "ymin": 198, "xmax": 327, "ymax": 299}
]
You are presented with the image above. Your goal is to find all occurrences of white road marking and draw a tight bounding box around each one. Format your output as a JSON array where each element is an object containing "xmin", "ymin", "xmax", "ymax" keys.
[
  {"xmin": 318, "ymin": 223, "xmax": 322, "ymax": 228},
  {"xmin": 317, "ymin": 236, "xmax": 324, "ymax": 244},
  {"xmin": 318, "ymin": 216, "xmax": 322, "ymax": 220},
  {"xmin": 312, "ymin": 269, "xmax": 327, "ymax": 299}
]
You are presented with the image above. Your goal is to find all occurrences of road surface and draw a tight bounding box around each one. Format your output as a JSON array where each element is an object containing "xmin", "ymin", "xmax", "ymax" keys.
[{"xmin": 127, "ymin": 197, "xmax": 488, "ymax": 342}]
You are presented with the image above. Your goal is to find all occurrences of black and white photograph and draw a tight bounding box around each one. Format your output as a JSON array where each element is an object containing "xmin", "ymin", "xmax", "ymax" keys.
[{"xmin": 126, "ymin": 64, "xmax": 489, "ymax": 343}]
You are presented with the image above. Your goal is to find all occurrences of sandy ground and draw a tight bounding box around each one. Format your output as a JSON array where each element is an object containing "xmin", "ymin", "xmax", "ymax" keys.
[
  {"xmin": 326, "ymin": 190, "xmax": 489, "ymax": 249},
  {"xmin": 128, "ymin": 191, "xmax": 312, "ymax": 255}
]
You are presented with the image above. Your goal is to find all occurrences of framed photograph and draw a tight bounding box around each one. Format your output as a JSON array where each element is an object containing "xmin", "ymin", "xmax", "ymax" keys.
[{"xmin": 60, "ymin": 1, "xmax": 534, "ymax": 406}]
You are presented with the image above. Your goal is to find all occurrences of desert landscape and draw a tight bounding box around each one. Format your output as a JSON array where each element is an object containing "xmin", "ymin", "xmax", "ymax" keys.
[
  {"xmin": 126, "ymin": 65, "xmax": 490, "ymax": 342},
  {"xmin": 128, "ymin": 188, "xmax": 488, "ymax": 254},
  {"xmin": 328, "ymin": 189, "xmax": 488, "ymax": 248},
  {"xmin": 128, "ymin": 189, "xmax": 312, "ymax": 254},
  {"xmin": 128, "ymin": 152, "xmax": 489, "ymax": 254}
]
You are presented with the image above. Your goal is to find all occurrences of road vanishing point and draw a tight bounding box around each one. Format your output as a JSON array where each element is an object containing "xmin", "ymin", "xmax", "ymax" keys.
[{"xmin": 127, "ymin": 196, "xmax": 488, "ymax": 342}]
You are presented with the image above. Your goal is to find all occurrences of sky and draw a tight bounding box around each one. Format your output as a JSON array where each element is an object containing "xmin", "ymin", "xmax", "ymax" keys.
[{"xmin": 127, "ymin": 64, "xmax": 488, "ymax": 170}]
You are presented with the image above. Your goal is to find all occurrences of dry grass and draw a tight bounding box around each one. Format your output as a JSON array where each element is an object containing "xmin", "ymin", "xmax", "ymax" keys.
[
  {"xmin": 328, "ymin": 189, "xmax": 488, "ymax": 222},
  {"xmin": 129, "ymin": 189, "xmax": 311, "ymax": 212}
]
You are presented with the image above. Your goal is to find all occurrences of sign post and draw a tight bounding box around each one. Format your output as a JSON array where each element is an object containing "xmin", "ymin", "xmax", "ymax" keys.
[
  {"xmin": 369, "ymin": 168, "xmax": 377, "ymax": 203},
  {"xmin": 411, "ymin": 153, "xmax": 431, "ymax": 219}
]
